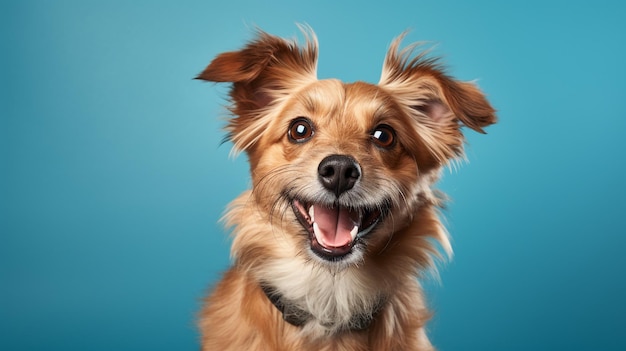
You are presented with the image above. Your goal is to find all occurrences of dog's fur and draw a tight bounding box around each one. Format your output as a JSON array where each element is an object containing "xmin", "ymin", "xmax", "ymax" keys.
[{"xmin": 196, "ymin": 27, "xmax": 496, "ymax": 351}]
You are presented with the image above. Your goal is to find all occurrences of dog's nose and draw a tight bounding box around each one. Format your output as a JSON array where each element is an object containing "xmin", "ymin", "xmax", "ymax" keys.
[{"xmin": 318, "ymin": 155, "xmax": 361, "ymax": 196}]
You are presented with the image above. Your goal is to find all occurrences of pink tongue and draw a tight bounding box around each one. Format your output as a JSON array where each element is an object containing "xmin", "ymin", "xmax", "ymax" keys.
[{"xmin": 313, "ymin": 206, "xmax": 358, "ymax": 248}]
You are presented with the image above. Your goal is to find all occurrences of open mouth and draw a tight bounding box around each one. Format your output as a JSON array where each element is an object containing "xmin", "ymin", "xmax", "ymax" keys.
[{"xmin": 291, "ymin": 199, "xmax": 386, "ymax": 261}]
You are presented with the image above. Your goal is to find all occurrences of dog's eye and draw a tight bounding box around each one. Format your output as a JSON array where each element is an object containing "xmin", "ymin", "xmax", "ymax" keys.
[
  {"xmin": 371, "ymin": 124, "xmax": 396, "ymax": 149},
  {"xmin": 288, "ymin": 117, "xmax": 314, "ymax": 143}
]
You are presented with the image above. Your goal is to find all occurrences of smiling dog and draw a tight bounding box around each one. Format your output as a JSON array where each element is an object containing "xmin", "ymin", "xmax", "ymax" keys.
[{"xmin": 196, "ymin": 27, "xmax": 496, "ymax": 350}]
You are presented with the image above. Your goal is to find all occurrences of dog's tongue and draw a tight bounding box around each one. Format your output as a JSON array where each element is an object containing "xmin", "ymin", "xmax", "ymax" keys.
[{"xmin": 312, "ymin": 205, "xmax": 359, "ymax": 248}]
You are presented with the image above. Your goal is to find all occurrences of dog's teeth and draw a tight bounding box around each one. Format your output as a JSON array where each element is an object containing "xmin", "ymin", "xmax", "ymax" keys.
[
  {"xmin": 313, "ymin": 222, "xmax": 322, "ymax": 242},
  {"xmin": 308, "ymin": 206, "xmax": 315, "ymax": 222},
  {"xmin": 350, "ymin": 226, "xmax": 359, "ymax": 240}
]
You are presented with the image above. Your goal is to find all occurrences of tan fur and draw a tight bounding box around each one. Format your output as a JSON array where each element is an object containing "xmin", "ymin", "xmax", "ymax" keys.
[{"xmin": 196, "ymin": 27, "xmax": 496, "ymax": 350}]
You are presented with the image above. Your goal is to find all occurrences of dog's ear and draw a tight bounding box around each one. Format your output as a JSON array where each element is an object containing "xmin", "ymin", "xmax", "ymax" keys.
[
  {"xmin": 197, "ymin": 28, "xmax": 318, "ymax": 152},
  {"xmin": 379, "ymin": 34, "xmax": 496, "ymax": 163}
]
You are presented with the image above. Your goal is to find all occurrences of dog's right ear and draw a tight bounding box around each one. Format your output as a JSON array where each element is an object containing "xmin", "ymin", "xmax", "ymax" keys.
[{"xmin": 197, "ymin": 28, "xmax": 318, "ymax": 152}]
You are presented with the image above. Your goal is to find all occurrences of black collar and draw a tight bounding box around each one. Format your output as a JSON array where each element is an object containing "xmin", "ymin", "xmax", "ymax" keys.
[{"xmin": 260, "ymin": 284, "xmax": 384, "ymax": 331}]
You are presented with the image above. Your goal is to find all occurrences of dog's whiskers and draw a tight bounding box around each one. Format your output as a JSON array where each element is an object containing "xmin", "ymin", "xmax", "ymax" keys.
[{"xmin": 255, "ymin": 165, "xmax": 304, "ymax": 243}]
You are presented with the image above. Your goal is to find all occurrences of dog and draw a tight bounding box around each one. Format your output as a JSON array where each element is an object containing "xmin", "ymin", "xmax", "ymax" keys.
[{"xmin": 196, "ymin": 27, "xmax": 496, "ymax": 350}]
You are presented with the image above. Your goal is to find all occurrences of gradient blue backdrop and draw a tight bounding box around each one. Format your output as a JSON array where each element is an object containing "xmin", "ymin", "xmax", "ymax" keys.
[{"xmin": 2, "ymin": 1, "xmax": 625, "ymax": 350}]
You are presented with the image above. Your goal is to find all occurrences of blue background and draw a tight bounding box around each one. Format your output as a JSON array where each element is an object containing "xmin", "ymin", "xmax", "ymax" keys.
[{"xmin": 2, "ymin": 1, "xmax": 625, "ymax": 350}]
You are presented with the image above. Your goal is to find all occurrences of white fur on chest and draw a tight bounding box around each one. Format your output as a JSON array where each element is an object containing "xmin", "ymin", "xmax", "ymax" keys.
[{"xmin": 259, "ymin": 257, "xmax": 383, "ymax": 337}]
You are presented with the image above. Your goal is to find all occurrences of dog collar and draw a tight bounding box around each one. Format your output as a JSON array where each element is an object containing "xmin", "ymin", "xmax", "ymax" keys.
[{"xmin": 260, "ymin": 284, "xmax": 384, "ymax": 331}]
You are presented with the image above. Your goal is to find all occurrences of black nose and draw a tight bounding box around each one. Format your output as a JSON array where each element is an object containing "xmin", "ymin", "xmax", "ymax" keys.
[{"xmin": 318, "ymin": 155, "xmax": 361, "ymax": 196}]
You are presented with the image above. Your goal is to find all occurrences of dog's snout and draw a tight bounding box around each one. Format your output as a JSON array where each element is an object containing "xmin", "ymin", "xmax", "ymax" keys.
[{"xmin": 318, "ymin": 155, "xmax": 361, "ymax": 196}]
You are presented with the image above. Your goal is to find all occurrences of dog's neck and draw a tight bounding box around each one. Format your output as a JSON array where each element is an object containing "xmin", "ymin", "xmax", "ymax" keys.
[{"xmin": 260, "ymin": 283, "xmax": 385, "ymax": 331}]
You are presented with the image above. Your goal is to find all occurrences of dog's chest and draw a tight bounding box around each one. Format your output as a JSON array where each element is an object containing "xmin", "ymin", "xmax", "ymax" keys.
[{"xmin": 261, "ymin": 258, "xmax": 383, "ymax": 334}]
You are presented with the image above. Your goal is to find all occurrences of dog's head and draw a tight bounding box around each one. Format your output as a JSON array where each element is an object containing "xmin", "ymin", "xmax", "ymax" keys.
[{"xmin": 197, "ymin": 28, "xmax": 496, "ymax": 267}]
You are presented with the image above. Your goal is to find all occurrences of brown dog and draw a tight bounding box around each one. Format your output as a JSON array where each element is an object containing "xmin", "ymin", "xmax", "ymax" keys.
[{"xmin": 196, "ymin": 27, "xmax": 496, "ymax": 350}]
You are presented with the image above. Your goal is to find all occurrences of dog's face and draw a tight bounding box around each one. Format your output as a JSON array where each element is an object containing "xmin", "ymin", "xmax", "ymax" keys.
[
  {"xmin": 198, "ymin": 29, "xmax": 496, "ymax": 268},
  {"xmin": 248, "ymin": 79, "xmax": 435, "ymax": 265}
]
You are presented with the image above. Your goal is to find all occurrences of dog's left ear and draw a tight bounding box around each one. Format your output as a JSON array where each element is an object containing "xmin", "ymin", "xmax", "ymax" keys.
[
  {"xmin": 379, "ymin": 35, "xmax": 497, "ymax": 162},
  {"xmin": 197, "ymin": 27, "xmax": 318, "ymax": 153}
]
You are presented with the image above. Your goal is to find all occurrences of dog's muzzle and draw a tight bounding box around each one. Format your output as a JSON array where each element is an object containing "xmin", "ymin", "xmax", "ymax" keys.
[{"xmin": 290, "ymin": 154, "xmax": 389, "ymax": 261}]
